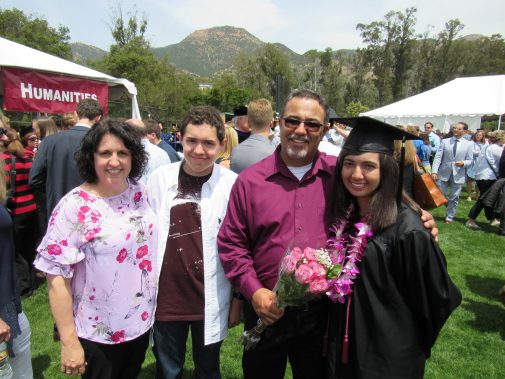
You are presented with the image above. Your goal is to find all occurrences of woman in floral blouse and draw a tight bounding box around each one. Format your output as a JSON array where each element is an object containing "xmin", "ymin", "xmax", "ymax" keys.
[{"xmin": 34, "ymin": 119, "xmax": 157, "ymax": 378}]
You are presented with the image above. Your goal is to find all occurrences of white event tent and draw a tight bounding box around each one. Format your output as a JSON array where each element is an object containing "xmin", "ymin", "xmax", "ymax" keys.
[
  {"xmin": 0, "ymin": 36, "xmax": 140, "ymax": 117},
  {"xmin": 363, "ymin": 75, "xmax": 505, "ymax": 132}
]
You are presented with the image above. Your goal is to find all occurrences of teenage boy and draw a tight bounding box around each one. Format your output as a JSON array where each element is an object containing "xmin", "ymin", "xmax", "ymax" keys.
[{"xmin": 147, "ymin": 106, "xmax": 238, "ymax": 379}]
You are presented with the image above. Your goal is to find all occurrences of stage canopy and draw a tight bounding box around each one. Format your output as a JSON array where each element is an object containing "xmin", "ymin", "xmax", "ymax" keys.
[
  {"xmin": 363, "ymin": 75, "xmax": 505, "ymax": 132},
  {"xmin": 0, "ymin": 36, "xmax": 140, "ymax": 117}
]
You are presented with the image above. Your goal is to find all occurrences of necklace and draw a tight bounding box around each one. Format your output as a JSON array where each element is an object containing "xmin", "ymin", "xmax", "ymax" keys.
[{"xmin": 327, "ymin": 206, "xmax": 374, "ymax": 304}]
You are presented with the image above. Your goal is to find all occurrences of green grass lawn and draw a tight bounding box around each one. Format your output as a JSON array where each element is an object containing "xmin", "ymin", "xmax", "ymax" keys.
[{"xmin": 23, "ymin": 196, "xmax": 505, "ymax": 378}]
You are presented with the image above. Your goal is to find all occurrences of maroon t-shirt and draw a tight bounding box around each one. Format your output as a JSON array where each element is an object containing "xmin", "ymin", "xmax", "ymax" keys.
[{"xmin": 155, "ymin": 167, "xmax": 212, "ymax": 321}]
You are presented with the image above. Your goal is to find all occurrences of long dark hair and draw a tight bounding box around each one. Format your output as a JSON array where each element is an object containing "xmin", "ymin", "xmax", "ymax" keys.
[{"xmin": 331, "ymin": 149, "xmax": 418, "ymax": 232}]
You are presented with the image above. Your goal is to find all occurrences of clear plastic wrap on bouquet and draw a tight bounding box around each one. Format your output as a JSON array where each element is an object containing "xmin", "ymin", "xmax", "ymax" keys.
[{"xmin": 240, "ymin": 242, "xmax": 341, "ymax": 350}]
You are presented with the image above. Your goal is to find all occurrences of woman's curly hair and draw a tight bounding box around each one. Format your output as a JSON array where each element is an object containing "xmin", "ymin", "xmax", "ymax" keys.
[{"xmin": 76, "ymin": 118, "xmax": 147, "ymax": 184}]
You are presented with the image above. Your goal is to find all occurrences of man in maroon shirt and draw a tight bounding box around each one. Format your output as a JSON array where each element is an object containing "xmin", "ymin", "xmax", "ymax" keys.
[{"xmin": 218, "ymin": 89, "xmax": 333, "ymax": 378}]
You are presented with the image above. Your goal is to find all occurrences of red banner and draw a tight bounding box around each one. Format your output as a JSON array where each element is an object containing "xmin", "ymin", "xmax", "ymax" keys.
[{"xmin": 2, "ymin": 67, "xmax": 108, "ymax": 114}]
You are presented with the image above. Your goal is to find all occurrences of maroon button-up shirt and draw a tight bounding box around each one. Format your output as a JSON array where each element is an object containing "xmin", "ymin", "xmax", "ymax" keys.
[{"xmin": 217, "ymin": 147, "xmax": 337, "ymax": 300}]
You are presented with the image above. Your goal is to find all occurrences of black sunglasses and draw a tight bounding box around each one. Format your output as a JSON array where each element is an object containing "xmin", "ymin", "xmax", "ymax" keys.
[
  {"xmin": 282, "ymin": 117, "xmax": 323, "ymax": 132},
  {"xmin": 0, "ymin": 128, "xmax": 6, "ymax": 136}
]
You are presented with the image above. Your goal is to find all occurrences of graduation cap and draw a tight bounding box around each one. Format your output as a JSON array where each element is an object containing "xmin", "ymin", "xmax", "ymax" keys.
[
  {"xmin": 233, "ymin": 106, "xmax": 248, "ymax": 117},
  {"xmin": 223, "ymin": 112, "xmax": 234, "ymax": 122},
  {"xmin": 333, "ymin": 116, "xmax": 421, "ymax": 205}
]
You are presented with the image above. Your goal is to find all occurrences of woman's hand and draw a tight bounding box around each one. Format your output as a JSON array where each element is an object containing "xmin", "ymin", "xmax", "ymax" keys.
[
  {"xmin": 60, "ymin": 337, "xmax": 86, "ymax": 376},
  {"xmin": 0, "ymin": 318, "xmax": 11, "ymax": 342},
  {"xmin": 47, "ymin": 274, "xmax": 87, "ymax": 376}
]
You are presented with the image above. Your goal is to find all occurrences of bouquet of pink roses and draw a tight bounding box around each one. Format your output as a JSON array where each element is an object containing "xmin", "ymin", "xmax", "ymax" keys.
[{"xmin": 240, "ymin": 245, "xmax": 341, "ymax": 350}]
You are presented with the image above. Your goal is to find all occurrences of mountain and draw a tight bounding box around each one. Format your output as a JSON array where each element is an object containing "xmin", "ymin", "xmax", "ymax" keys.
[
  {"xmin": 70, "ymin": 30, "xmax": 490, "ymax": 77},
  {"xmin": 70, "ymin": 42, "xmax": 107, "ymax": 62},
  {"xmin": 151, "ymin": 26, "xmax": 310, "ymax": 77}
]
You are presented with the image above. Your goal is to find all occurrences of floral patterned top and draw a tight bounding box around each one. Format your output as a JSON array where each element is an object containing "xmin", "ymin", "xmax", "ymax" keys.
[{"xmin": 34, "ymin": 181, "xmax": 157, "ymax": 344}]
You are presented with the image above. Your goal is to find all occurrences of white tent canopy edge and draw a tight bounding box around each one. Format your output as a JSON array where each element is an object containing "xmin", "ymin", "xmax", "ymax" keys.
[
  {"xmin": 0, "ymin": 36, "xmax": 140, "ymax": 118},
  {"xmin": 362, "ymin": 75, "xmax": 505, "ymax": 133}
]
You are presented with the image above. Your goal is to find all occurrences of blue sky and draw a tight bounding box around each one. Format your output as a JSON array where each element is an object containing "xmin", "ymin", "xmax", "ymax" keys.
[{"xmin": 1, "ymin": 0, "xmax": 503, "ymax": 54}]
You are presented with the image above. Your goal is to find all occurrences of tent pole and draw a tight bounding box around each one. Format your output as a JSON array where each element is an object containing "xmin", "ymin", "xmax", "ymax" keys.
[{"xmin": 498, "ymin": 114, "xmax": 502, "ymax": 130}]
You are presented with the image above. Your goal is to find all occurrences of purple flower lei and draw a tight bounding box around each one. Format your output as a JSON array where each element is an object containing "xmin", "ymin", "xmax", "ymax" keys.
[{"xmin": 327, "ymin": 206, "xmax": 374, "ymax": 303}]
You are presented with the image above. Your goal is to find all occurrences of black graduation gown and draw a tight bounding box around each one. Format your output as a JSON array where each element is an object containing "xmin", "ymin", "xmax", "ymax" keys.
[{"xmin": 327, "ymin": 206, "xmax": 462, "ymax": 379}]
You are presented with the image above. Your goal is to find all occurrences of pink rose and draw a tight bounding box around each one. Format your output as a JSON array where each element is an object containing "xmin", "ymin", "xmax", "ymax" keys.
[
  {"xmin": 309, "ymin": 278, "xmax": 329, "ymax": 294},
  {"xmin": 89, "ymin": 295, "xmax": 95, "ymax": 301},
  {"xmin": 111, "ymin": 330, "xmax": 125, "ymax": 343},
  {"xmin": 295, "ymin": 264, "xmax": 313, "ymax": 284},
  {"xmin": 136, "ymin": 245, "xmax": 149, "ymax": 259},
  {"xmin": 139, "ymin": 259, "xmax": 152, "ymax": 272},
  {"xmin": 125, "ymin": 233, "xmax": 131, "ymax": 241},
  {"xmin": 134, "ymin": 192, "xmax": 142, "ymax": 203},
  {"xmin": 48, "ymin": 244, "xmax": 62, "ymax": 256},
  {"xmin": 309, "ymin": 261, "xmax": 326, "ymax": 279},
  {"xmin": 283, "ymin": 255, "xmax": 298, "ymax": 273},
  {"xmin": 116, "ymin": 248, "xmax": 128, "ymax": 263},
  {"xmin": 60, "ymin": 239, "xmax": 68, "ymax": 247},
  {"xmin": 303, "ymin": 247, "xmax": 317, "ymax": 262},
  {"xmin": 141, "ymin": 311, "xmax": 149, "ymax": 321},
  {"xmin": 290, "ymin": 247, "xmax": 303, "ymax": 260}
]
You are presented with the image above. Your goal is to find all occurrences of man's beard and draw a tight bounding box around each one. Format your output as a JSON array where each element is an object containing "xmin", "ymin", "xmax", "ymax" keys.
[{"xmin": 285, "ymin": 135, "xmax": 309, "ymax": 159}]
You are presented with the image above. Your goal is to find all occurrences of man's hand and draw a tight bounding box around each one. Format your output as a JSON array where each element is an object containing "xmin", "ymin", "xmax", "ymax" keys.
[
  {"xmin": 421, "ymin": 209, "xmax": 439, "ymax": 242},
  {"xmin": 0, "ymin": 318, "xmax": 11, "ymax": 342},
  {"xmin": 455, "ymin": 161, "xmax": 464, "ymax": 167},
  {"xmin": 251, "ymin": 288, "xmax": 284, "ymax": 325},
  {"xmin": 431, "ymin": 173, "xmax": 438, "ymax": 180}
]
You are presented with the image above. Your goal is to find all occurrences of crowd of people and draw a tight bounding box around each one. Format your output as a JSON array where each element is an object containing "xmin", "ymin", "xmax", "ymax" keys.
[{"xmin": 1, "ymin": 88, "xmax": 503, "ymax": 378}]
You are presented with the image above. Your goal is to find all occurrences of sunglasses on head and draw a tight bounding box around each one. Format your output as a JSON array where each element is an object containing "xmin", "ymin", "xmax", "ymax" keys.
[{"xmin": 282, "ymin": 117, "xmax": 323, "ymax": 132}]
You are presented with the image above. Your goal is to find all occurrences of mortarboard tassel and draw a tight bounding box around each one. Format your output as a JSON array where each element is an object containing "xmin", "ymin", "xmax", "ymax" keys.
[{"xmin": 341, "ymin": 296, "xmax": 352, "ymax": 364}]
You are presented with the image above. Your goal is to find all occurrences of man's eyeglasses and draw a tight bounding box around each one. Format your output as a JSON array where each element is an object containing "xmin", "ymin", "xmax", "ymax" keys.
[
  {"xmin": 282, "ymin": 117, "xmax": 323, "ymax": 132},
  {"xmin": 28, "ymin": 137, "xmax": 39, "ymax": 141}
]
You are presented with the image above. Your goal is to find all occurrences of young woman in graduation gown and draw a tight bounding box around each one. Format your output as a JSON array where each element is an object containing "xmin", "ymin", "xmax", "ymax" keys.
[{"xmin": 326, "ymin": 117, "xmax": 462, "ymax": 379}]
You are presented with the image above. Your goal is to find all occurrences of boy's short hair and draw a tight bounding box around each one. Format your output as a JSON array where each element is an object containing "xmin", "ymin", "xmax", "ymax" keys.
[{"xmin": 181, "ymin": 106, "xmax": 225, "ymax": 142}]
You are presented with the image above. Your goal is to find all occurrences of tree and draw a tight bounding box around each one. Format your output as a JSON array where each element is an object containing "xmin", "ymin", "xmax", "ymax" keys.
[
  {"xmin": 256, "ymin": 44, "xmax": 295, "ymax": 107},
  {"xmin": 345, "ymin": 49, "xmax": 378, "ymax": 108},
  {"xmin": 391, "ymin": 7, "xmax": 417, "ymax": 100},
  {"xmin": 357, "ymin": 8, "xmax": 418, "ymax": 104},
  {"xmin": 195, "ymin": 74, "xmax": 252, "ymax": 112},
  {"xmin": 109, "ymin": 5, "xmax": 148, "ymax": 48},
  {"xmin": 411, "ymin": 29, "xmax": 437, "ymax": 93},
  {"xmin": 432, "ymin": 19, "xmax": 465, "ymax": 85},
  {"xmin": 346, "ymin": 101, "xmax": 370, "ymax": 116},
  {"xmin": 0, "ymin": 7, "xmax": 71, "ymax": 59},
  {"xmin": 102, "ymin": 6, "xmax": 198, "ymax": 119},
  {"xmin": 318, "ymin": 49, "xmax": 347, "ymax": 115},
  {"xmin": 233, "ymin": 44, "xmax": 294, "ymax": 109}
]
